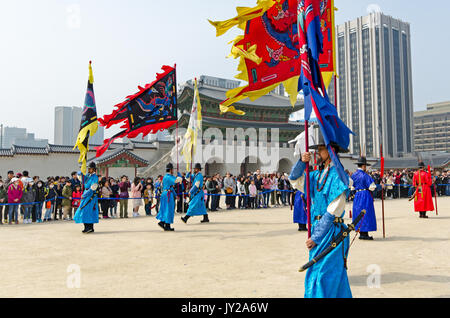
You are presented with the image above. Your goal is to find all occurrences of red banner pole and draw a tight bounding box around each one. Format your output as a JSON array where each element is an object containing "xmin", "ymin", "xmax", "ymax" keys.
[{"xmin": 380, "ymin": 144, "xmax": 386, "ymax": 239}]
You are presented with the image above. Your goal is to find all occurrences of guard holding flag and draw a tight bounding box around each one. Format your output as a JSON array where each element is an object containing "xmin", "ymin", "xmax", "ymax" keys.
[
  {"xmin": 181, "ymin": 163, "xmax": 209, "ymax": 224},
  {"xmin": 156, "ymin": 163, "xmax": 183, "ymax": 232},
  {"xmin": 289, "ymin": 133, "xmax": 352, "ymax": 298},
  {"xmin": 73, "ymin": 162, "xmax": 99, "ymax": 234}
]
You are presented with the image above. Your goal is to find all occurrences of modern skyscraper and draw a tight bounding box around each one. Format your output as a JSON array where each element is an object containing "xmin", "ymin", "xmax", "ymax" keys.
[
  {"xmin": 54, "ymin": 106, "xmax": 104, "ymax": 145},
  {"xmin": 336, "ymin": 12, "xmax": 414, "ymax": 158},
  {"xmin": 0, "ymin": 126, "xmax": 48, "ymax": 148}
]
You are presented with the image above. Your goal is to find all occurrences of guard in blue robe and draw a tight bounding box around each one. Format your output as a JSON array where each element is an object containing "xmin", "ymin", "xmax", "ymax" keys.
[
  {"xmin": 289, "ymin": 140, "xmax": 352, "ymax": 298},
  {"xmin": 156, "ymin": 163, "xmax": 182, "ymax": 231},
  {"xmin": 181, "ymin": 163, "xmax": 209, "ymax": 224},
  {"xmin": 73, "ymin": 162, "xmax": 99, "ymax": 234},
  {"xmin": 351, "ymin": 157, "xmax": 377, "ymax": 240},
  {"xmin": 293, "ymin": 190, "xmax": 308, "ymax": 231}
]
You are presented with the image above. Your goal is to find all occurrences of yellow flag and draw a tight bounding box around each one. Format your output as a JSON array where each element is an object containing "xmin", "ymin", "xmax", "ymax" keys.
[
  {"xmin": 181, "ymin": 79, "xmax": 202, "ymax": 171},
  {"xmin": 73, "ymin": 61, "xmax": 99, "ymax": 175}
]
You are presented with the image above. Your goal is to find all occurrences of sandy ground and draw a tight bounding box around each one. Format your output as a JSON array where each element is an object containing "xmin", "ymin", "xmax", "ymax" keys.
[{"xmin": 0, "ymin": 197, "xmax": 449, "ymax": 298}]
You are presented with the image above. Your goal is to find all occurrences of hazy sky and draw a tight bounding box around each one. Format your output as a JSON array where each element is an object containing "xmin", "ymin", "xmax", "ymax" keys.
[{"xmin": 0, "ymin": 0, "xmax": 449, "ymax": 143}]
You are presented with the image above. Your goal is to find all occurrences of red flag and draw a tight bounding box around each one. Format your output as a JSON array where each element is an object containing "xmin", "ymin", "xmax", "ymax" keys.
[{"xmin": 96, "ymin": 65, "xmax": 177, "ymax": 157}]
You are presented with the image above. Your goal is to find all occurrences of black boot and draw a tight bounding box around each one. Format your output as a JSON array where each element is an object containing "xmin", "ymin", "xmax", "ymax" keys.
[
  {"xmin": 359, "ymin": 232, "xmax": 373, "ymax": 241},
  {"xmin": 158, "ymin": 221, "xmax": 166, "ymax": 230},
  {"xmin": 201, "ymin": 214, "xmax": 210, "ymax": 223},
  {"xmin": 86, "ymin": 224, "xmax": 95, "ymax": 234},
  {"xmin": 181, "ymin": 215, "xmax": 190, "ymax": 224},
  {"xmin": 298, "ymin": 224, "xmax": 307, "ymax": 232},
  {"xmin": 422, "ymin": 212, "xmax": 429, "ymax": 219},
  {"xmin": 82, "ymin": 224, "xmax": 88, "ymax": 233},
  {"xmin": 164, "ymin": 223, "xmax": 175, "ymax": 231}
]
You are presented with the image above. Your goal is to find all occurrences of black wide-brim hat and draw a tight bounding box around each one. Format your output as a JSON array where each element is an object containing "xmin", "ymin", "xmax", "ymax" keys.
[
  {"xmin": 356, "ymin": 157, "xmax": 371, "ymax": 167},
  {"xmin": 309, "ymin": 141, "xmax": 350, "ymax": 154},
  {"xmin": 166, "ymin": 163, "xmax": 174, "ymax": 171},
  {"xmin": 194, "ymin": 163, "xmax": 202, "ymax": 170},
  {"xmin": 308, "ymin": 131, "xmax": 349, "ymax": 154},
  {"xmin": 418, "ymin": 161, "xmax": 426, "ymax": 168},
  {"xmin": 88, "ymin": 162, "xmax": 97, "ymax": 170}
]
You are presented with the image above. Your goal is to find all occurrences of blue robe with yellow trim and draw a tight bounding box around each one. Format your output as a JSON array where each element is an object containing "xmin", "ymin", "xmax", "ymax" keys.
[
  {"xmin": 351, "ymin": 170, "xmax": 377, "ymax": 232},
  {"xmin": 186, "ymin": 172, "xmax": 207, "ymax": 217},
  {"xmin": 73, "ymin": 173, "xmax": 99, "ymax": 224},
  {"xmin": 290, "ymin": 160, "xmax": 352, "ymax": 298},
  {"xmin": 156, "ymin": 173, "xmax": 177, "ymax": 225}
]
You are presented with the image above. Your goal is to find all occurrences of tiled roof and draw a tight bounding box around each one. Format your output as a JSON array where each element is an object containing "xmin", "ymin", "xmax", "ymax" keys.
[
  {"xmin": 179, "ymin": 114, "xmax": 304, "ymax": 131},
  {"xmin": 132, "ymin": 142, "xmax": 158, "ymax": 149},
  {"xmin": 48, "ymin": 145, "xmax": 97, "ymax": 153},
  {"xmin": 11, "ymin": 145, "xmax": 48, "ymax": 155},
  {"xmin": 0, "ymin": 149, "xmax": 14, "ymax": 157},
  {"xmin": 181, "ymin": 84, "xmax": 304, "ymax": 109},
  {"xmin": 87, "ymin": 148, "xmax": 149, "ymax": 166}
]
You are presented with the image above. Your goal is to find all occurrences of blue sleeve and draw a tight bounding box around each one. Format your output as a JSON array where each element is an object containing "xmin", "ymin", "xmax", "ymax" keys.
[
  {"xmin": 289, "ymin": 160, "xmax": 306, "ymax": 181},
  {"xmin": 166, "ymin": 175, "xmax": 177, "ymax": 187},
  {"xmin": 311, "ymin": 212, "xmax": 335, "ymax": 245},
  {"xmin": 189, "ymin": 186, "xmax": 197, "ymax": 196}
]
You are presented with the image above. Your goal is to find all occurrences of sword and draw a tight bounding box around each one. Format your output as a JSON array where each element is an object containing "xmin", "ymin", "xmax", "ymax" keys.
[
  {"xmin": 79, "ymin": 189, "xmax": 99, "ymax": 210},
  {"xmin": 408, "ymin": 189, "xmax": 418, "ymax": 202},
  {"xmin": 299, "ymin": 210, "xmax": 367, "ymax": 273}
]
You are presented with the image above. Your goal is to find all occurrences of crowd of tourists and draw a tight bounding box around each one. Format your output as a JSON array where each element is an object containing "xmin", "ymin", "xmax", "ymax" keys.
[
  {"xmin": 1, "ymin": 167, "xmax": 448, "ymax": 225},
  {"xmin": 0, "ymin": 169, "xmax": 296, "ymax": 225},
  {"xmin": 348, "ymin": 169, "xmax": 450, "ymax": 199}
]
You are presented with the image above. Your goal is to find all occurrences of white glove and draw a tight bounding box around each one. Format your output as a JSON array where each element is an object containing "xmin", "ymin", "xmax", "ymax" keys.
[
  {"xmin": 91, "ymin": 183, "xmax": 99, "ymax": 191},
  {"xmin": 348, "ymin": 178, "xmax": 354, "ymax": 190},
  {"xmin": 195, "ymin": 181, "xmax": 200, "ymax": 188},
  {"xmin": 175, "ymin": 177, "xmax": 182, "ymax": 184}
]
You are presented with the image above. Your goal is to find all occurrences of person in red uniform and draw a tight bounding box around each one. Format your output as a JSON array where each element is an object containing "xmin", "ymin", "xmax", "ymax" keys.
[{"xmin": 412, "ymin": 162, "xmax": 434, "ymax": 219}]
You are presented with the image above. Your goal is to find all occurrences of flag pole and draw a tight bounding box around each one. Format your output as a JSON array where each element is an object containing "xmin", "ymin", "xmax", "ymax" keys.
[
  {"xmin": 431, "ymin": 167, "xmax": 438, "ymax": 216},
  {"xmin": 380, "ymin": 144, "xmax": 386, "ymax": 239},
  {"xmin": 176, "ymin": 122, "xmax": 179, "ymax": 173},
  {"xmin": 305, "ymin": 120, "xmax": 312, "ymax": 238}
]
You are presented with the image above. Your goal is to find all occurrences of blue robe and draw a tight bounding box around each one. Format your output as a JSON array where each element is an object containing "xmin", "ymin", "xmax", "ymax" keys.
[
  {"xmin": 290, "ymin": 161, "xmax": 352, "ymax": 298},
  {"xmin": 293, "ymin": 191, "xmax": 307, "ymax": 225},
  {"xmin": 73, "ymin": 173, "xmax": 99, "ymax": 224},
  {"xmin": 186, "ymin": 172, "xmax": 207, "ymax": 217},
  {"xmin": 156, "ymin": 173, "xmax": 177, "ymax": 224},
  {"xmin": 351, "ymin": 170, "xmax": 377, "ymax": 232}
]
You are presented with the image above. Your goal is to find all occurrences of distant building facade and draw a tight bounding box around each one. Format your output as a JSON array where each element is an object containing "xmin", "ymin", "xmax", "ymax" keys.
[
  {"xmin": 0, "ymin": 140, "xmax": 173, "ymax": 178},
  {"xmin": 336, "ymin": 12, "xmax": 414, "ymax": 158},
  {"xmin": 54, "ymin": 106, "xmax": 104, "ymax": 146},
  {"xmin": 0, "ymin": 126, "xmax": 48, "ymax": 149},
  {"xmin": 414, "ymin": 101, "xmax": 450, "ymax": 153}
]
